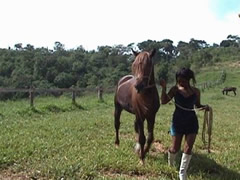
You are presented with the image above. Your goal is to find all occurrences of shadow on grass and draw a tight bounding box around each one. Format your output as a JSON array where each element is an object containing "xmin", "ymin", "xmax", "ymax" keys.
[
  {"xmin": 224, "ymin": 94, "xmax": 237, "ymax": 97},
  {"xmin": 16, "ymin": 106, "xmax": 44, "ymax": 116},
  {"xmin": 97, "ymin": 99, "xmax": 113, "ymax": 108},
  {"xmin": 43, "ymin": 103, "xmax": 85, "ymax": 113},
  {"xmin": 0, "ymin": 113, "xmax": 4, "ymax": 118},
  {"xmin": 72, "ymin": 102, "xmax": 85, "ymax": 110},
  {"xmin": 190, "ymin": 153, "xmax": 240, "ymax": 180},
  {"xmin": 16, "ymin": 103, "xmax": 85, "ymax": 116},
  {"xmin": 160, "ymin": 151, "xmax": 240, "ymax": 180}
]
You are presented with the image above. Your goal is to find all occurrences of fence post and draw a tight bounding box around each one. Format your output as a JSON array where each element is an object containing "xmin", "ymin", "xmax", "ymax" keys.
[
  {"xmin": 29, "ymin": 86, "xmax": 34, "ymax": 107},
  {"xmin": 97, "ymin": 85, "xmax": 103, "ymax": 101},
  {"xmin": 72, "ymin": 87, "xmax": 76, "ymax": 104}
]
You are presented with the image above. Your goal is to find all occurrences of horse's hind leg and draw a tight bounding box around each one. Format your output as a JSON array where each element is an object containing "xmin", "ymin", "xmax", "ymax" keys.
[
  {"xmin": 114, "ymin": 103, "xmax": 122, "ymax": 146},
  {"xmin": 144, "ymin": 116, "xmax": 155, "ymax": 154}
]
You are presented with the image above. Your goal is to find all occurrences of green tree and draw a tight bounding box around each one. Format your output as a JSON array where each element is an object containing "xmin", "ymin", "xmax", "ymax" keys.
[{"xmin": 54, "ymin": 72, "xmax": 75, "ymax": 88}]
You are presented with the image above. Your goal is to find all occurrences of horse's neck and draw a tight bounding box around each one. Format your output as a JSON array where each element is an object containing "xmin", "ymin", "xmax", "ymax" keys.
[{"xmin": 149, "ymin": 71, "xmax": 155, "ymax": 85}]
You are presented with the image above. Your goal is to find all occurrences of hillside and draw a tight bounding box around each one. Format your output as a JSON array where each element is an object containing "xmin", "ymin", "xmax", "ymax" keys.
[{"xmin": 196, "ymin": 61, "xmax": 240, "ymax": 89}]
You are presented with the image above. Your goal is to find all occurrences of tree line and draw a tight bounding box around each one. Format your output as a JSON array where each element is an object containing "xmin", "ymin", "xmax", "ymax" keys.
[{"xmin": 0, "ymin": 35, "xmax": 240, "ymax": 99}]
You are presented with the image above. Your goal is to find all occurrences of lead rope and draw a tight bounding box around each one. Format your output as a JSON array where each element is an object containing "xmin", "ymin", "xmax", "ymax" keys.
[
  {"xmin": 202, "ymin": 106, "xmax": 213, "ymax": 153},
  {"xmin": 167, "ymin": 94, "xmax": 213, "ymax": 152}
]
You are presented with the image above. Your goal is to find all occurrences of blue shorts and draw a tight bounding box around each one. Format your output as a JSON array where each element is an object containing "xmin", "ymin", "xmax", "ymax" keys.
[{"xmin": 170, "ymin": 125, "xmax": 177, "ymax": 136}]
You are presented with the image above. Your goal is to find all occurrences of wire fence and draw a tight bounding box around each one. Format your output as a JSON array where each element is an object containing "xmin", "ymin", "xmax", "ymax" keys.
[
  {"xmin": 0, "ymin": 70, "xmax": 227, "ymax": 107},
  {"xmin": 0, "ymin": 86, "xmax": 116, "ymax": 107}
]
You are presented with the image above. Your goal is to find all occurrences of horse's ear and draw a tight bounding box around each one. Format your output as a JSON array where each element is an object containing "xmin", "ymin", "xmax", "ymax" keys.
[
  {"xmin": 131, "ymin": 48, "xmax": 139, "ymax": 57},
  {"xmin": 149, "ymin": 49, "xmax": 156, "ymax": 58}
]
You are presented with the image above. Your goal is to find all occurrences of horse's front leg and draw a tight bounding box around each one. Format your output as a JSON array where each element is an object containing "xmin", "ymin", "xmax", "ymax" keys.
[
  {"xmin": 144, "ymin": 115, "xmax": 155, "ymax": 154},
  {"xmin": 137, "ymin": 118, "xmax": 146, "ymax": 164},
  {"xmin": 134, "ymin": 118, "xmax": 141, "ymax": 153}
]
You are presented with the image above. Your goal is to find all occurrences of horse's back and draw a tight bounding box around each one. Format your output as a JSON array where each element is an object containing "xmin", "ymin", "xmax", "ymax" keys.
[
  {"xmin": 117, "ymin": 75, "xmax": 134, "ymax": 87},
  {"xmin": 222, "ymin": 87, "xmax": 237, "ymax": 95},
  {"xmin": 224, "ymin": 87, "xmax": 236, "ymax": 90}
]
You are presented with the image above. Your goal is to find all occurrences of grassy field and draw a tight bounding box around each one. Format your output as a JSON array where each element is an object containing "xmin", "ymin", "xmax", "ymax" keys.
[{"xmin": 0, "ymin": 64, "xmax": 240, "ymax": 180}]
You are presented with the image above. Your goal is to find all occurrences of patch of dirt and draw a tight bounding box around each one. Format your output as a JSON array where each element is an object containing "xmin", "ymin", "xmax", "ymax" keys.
[
  {"xmin": 0, "ymin": 170, "xmax": 31, "ymax": 180},
  {"xmin": 100, "ymin": 168, "xmax": 157, "ymax": 180},
  {"xmin": 230, "ymin": 61, "xmax": 240, "ymax": 67},
  {"xmin": 150, "ymin": 140, "xmax": 168, "ymax": 155}
]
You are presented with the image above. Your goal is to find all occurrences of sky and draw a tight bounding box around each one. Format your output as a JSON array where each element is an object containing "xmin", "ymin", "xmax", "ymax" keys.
[{"xmin": 0, "ymin": 0, "xmax": 240, "ymax": 50}]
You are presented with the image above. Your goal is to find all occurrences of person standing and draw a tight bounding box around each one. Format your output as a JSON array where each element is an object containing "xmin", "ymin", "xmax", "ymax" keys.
[{"xmin": 160, "ymin": 67, "xmax": 209, "ymax": 180}]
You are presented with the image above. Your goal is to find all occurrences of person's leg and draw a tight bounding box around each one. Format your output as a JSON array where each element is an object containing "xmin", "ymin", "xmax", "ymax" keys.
[
  {"xmin": 179, "ymin": 133, "xmax": 197, "ymax": 180},
  {"xmin": 169, "ymin": 134, "xmax": 183, "ymax": 153},
  {"xmin": 168, "ymin": 134, "xmax": 183, "ymax": 166},
  {"xmin": 183, "ymin": 133, "xmax": 197, "ymax": 154}
]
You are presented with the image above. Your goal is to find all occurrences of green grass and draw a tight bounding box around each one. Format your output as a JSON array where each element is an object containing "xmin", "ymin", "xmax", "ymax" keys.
[{"xmin": 0, "ymin": 64, "xmax": 240, "ymax": 180}]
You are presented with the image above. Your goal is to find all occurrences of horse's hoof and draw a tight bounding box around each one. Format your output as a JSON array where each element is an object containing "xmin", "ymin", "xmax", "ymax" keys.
[
  {"xmin": 115, "ymin": 143, "xmax": 119, "ymax": 148},
  {"xmin": 134, "ymin": 143, "xmax": 141, "ymax": 154},
  {"xmin": 139, "ymin": 160, "xmax": 144, "ymax": 166}
]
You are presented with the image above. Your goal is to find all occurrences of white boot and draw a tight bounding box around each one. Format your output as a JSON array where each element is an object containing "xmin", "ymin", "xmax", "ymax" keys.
[
  {"xmin": 168, "ymin": 151, "xmax": 177, "ymax": 166},
  {"xmin": 179, "ymin": 153, "xmax": 192, "ymax": 180}
]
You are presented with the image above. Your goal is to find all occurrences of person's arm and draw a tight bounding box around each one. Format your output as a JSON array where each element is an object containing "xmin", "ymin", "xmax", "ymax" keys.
[
  {"xmin": 194, "ymin": 88, "xmax": 209, "ymax": 111},
  {"xmin": 160, "ymin": 79, "xmax": 175, "ymax": 104}
]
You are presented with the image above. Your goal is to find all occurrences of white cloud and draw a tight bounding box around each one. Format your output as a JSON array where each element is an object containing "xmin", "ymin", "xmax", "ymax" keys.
[{"xmin": 0, "ymin": 0, "xmax": 239, "ymax": 50}]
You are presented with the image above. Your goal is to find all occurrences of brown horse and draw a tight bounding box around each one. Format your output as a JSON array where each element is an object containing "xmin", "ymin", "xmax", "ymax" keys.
[
  {"xmin": 114, "ymin": 49, "xmax": 160, "ymax": 164},
  {"xmin": 222, "ymin": 87, "xmax": 237, "ymax": 96}
]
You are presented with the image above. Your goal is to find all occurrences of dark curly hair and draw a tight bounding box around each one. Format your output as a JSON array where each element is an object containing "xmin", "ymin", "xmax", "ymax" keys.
[{"xmin": 176, "ymin": 67, "xmax": 196, "ymax": 85}]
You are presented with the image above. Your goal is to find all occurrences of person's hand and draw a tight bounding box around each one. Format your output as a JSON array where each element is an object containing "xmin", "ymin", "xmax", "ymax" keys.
[
  {"xmin": 159, "ymin": 79, "xmax": 166, "ymax": 88},
  {"xmin": 200, "ymin": 105, "xmax": 210, "ymax": 111},
  {"xmin": 205, "ymin": 105, "xmax": 210, "ymax": 111}
]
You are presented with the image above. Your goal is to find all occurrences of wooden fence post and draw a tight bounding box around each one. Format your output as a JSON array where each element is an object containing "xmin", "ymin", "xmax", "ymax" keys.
[
  {"xmin": 97, "ymin": 86, "xmax": 103, "ymax": 101},
  {"xmin": 29, "ymin": 87, "xmax": 34, "ymax": 107},
  {"xmin": 72, "ymin": 88, "xmax": 76, "ymax": 104}
]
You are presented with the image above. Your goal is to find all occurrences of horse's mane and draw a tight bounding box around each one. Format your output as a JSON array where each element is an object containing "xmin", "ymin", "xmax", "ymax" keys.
[
  {"xmin": 131, "ymin": 51, "xmax": 155, "ymax": 115},
  {"xmin": 132, "ymin": 51, "xmax": 152, "ymax": 76}
]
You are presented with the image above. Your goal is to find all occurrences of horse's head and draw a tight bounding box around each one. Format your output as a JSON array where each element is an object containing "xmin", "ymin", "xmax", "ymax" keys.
[{"xmin": 132, "ymin": 49, "xmax": 156, "ymax": 93}]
